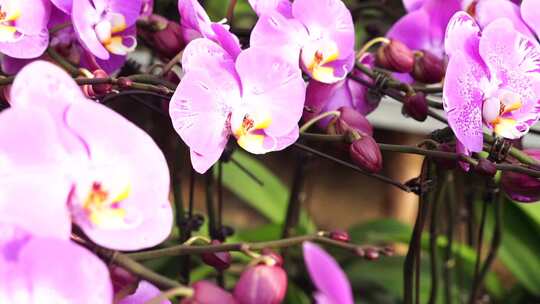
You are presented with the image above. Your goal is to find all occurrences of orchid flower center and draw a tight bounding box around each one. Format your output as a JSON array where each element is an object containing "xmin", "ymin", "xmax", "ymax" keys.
[
  {"xmin": 94, "ymin": 13, "xmax": 136, "ymax": 56},
  {"xmin": 232, "ymin": 111, "xmax": 273, "ymax": 153},
  {"xmin": 482, "ymin": 90, "xmax": 523, "ymax": 135},
  {"xmin": 0, "ymin": 2, "xmax": 21, "ymax": 42},
  {"xmin": 301, "ymin": 39, "xmax": 340, "ymax": 83}
]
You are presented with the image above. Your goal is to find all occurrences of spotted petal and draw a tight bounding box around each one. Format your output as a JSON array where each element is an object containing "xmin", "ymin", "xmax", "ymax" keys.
[
  {"xmin": 443, "ymin": 50, "xmax": 487, "ymax": 152},
  {"xmin": 444, "ymin": 12, "xmax": 481, "ymax": 59}
]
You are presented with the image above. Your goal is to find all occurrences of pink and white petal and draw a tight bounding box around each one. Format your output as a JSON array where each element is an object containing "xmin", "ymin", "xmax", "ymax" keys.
[
  {"xmin": 14, "ymin": 0, "xmax": 51, "ymax": 36},
  {"xmin": 476, "ymin": 0, "xmax": 534, "ymax": 37},
  {"xmin": 235, "ymin": 47, "xmax": 306, "ymax": 137},
  {"xmin": 0, "ymin": 31, "xmax": 49, "ymax": 59},
  {"xmin": 479, "ymin": 18, "xmax": 540, "ymax": 124},
  {"xmin": 190, "ymin": 145, "xmax": 227, "ymax": 174},
  {"xmin": 181, "ymin": 38, "xmax": 237, "ymax": 74},
  {"xmin": 178, "ymin": 0, "xmax": 213, "ymax": 38},
  {"xmin": 170, "ymin": 68, "xmax": 239, "ymax": 155},
  {"xmin": 444, "ymin": 11, "xmax": 481, "ymax": 59},
  {"xmin": 303, "ymin": 242, "xmax": 354, "ymax": 304},
  {"xmin": 456, "ymin": 140, "xmax": 471, "ymax": 172},
  {"xmin": 422, "ymin": 0, "xmax": 461, "ymax": 49},
  {"xmin": 521, "ymin": 0, "xmax": 540, "ymax": 37},
  {"xmin": 248, "ymin": 0, "xmax": 292, "ymax": 17},
  {"xmin": 20, "ymin": 238, "xmax": 113, "ymax": 303},
  {"xmin": 119, "ymin": 281, "xmax": 170, "ymax": 304},
  {"xmin": 273, "ymin": 125, "xmax": 299, "ymax": 151},
  {"xmin": 0, "ymin": 172, "xmax": 72, "ymax": 240},
  {"xmin": 443, "ymin": 51, "xmax": 486, "ymax": 152},
  {"xmin": 292, "ymin": 0, "xmax": 354, "ymax": 57},
  {"xmin": 210, "ymin": 23, "xmax": 241, "ymax": 60},
  {"xmin": 72, "ymin": 0, "xmax": 110, "ymax": 59},
  {"xmin": 65, "ymin": 101, "xmax": 173, "ymax": 250}
]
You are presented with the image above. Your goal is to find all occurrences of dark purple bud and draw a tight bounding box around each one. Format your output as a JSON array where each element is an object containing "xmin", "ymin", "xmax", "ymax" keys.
[
  {"xmin": 376, "ymin": 39, "xmax": 414, "ymax": 73},
  {"xmin": 201, "ymin": 240, "xmax": 232, "ymax": 271},
  {"xmin": 233, "ymin": 265, "xmax": 287, "ymax": 304},
  {"xmin": 117, "ymin": 77, "xmax": 133, "ymax": 89},
  {"xmin": 329, "ymin": 230, "xmax": 350, "ymax": 243},
  {"xmin": 475, "ymin": 159, "xmax": 497, "ymax": 177},
  {"xmin": 403, "ymin": 92, "xmax": 428, "ymax": 122},
  {"xmin": 181, "ymin": 280, "xmax": 237, "ymax": 304},
  {"xmin": 364, "ymin": 247, "xmax": 380, "ymax": 260},
  {"xmin": 349, "ymin": 135, "xmax": 383, "ymax": 173},
  {"xmin": 109, "ymin": 266, "xmax": 138, "ymax": 295},
  {"xmin": 412, "ymin": 50, "xmax": 445, "ymax": 84},
  {"xmin": 91, "ymin": 69, "xmax": 112, "ymax": 96},
  {"xmin": 330, "ymin": 106, "xmax": 373, "ymax": 136},
  {"xmin": 501, "ymin": 150, "xmax": 540, "ymax": 203},
  {"xmin": 141, "ymin": 15, "xmax": 185, "ymax": 59},
  {"xmin": 434, "ymin": 143, "xmax": 457, "ymax": 170}
]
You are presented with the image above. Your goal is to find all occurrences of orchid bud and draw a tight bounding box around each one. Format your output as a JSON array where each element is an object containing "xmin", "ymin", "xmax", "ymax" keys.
[
  {"xmin": 117, "ymin": 77, "xmax": 133, "ymax": 89},
  {"xmin": 349, "ymin": 134, "xmax": 383, "ymax": 173},
  {"xmin": 329, "ymin": 106, "xmax": 373, "ymax": 136},
  {"xmin": 403, "ymin": 92, "xmax": 428, "ymax": 122},
  {"xmin": 141, "ymin": 15, "xmax": 185, "ymax": 59},
  {"xmin": 329, "ymin": 230, "xmax": 350, "ymax": 243},
  {"xmin": 501, "ymin": 150, "xmax": 540, "ymax": 203},
  {"xmin": 261, "ymin": 248, "xmax": 284, "ymax": 267},
  {"xmin": 181, "ymin": 281, "xmax": 237, "ymax": 304},
  {"xmin": 201, "ymin": 240, "xmax": 232, "ymax": 271},
  {"xmin": 91, "ymin": 69, "xmax": 112, "ymax": 96},
  {"xmin": 434, "ymin": 143, "xmax": 457, "ymax": 170},
  {"xmin": 475, "ymin": 159, "xmax": 497, "ymax": 177},
  {"xmin": 233, "ymin": 264, "xmax": 287, "ymax": 304},
  {"xmin": 364, "ymin": 247, "xmax": 380, "ymax": 260},
  {"xmin": 376, "ymin": 39, "xmax": 414, "ymax": 73},
  {"xmin": 412, "ymin": 50, "xmax": 445, "ymax": 84}
]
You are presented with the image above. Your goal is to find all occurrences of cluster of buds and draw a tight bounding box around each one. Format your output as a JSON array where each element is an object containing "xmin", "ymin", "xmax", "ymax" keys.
[
  {"xmin": 376, "ymin": 40, "xmax": 445, "ymax": 84},
  {"xmin": 138, "ymin": 15, "xmax": 185, "ymax": 60},
  {"xmin": 501, "ymin": 150, "xmax": 540, "ymax": 202}
]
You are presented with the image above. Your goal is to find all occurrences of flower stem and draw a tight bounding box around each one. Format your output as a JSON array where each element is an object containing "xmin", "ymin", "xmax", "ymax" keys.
[
  {"xmin": 299, "ymin": 110, "xmax": 340, "ymax": 133},
  {"xmin": 46, "ymin": 47, "xmax": 80, "ymax": 77},
  {"xmin": 357, "ymin": 37, "xmax": 390, "ymax": 59}
]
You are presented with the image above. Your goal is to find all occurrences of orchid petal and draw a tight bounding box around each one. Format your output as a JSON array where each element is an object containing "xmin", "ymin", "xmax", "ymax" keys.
[
  {"xmin": 0, "ymin": 30, "xmax": 49, "ymax": 59},
  {"xmin": 119, "ymin": 281, "xmax": 170, "ymax": 304},
  {"xmin": 15, "ymin": 0, "xmax": 51, "ymax": 36},
  {"xmin": 72, "ymin": 0, "xmax": 110, "ymax": 59},
  {"xmin": 476, "ymin": 0, "xmax": 534, "ymax": 38},
  {"xmin": 444, "ymin": 12, "xmax": 482, "ymax": 59},
  {"xmin": 181, "ymin": 38, "xmax": 237, "ymax": 75},
  {"xmin": 521, "ymin": 0, "xmax": 540, "ymax": 37},
  {"xmin": 248, "ymin": 0, "xmax": 292, "ymax": 17}
]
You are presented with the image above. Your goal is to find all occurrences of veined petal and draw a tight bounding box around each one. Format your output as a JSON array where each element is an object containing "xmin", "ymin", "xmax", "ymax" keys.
[
  {"xmin": 387, "ymin": 9, "xmax": 432, "ymax": 52},
  {"xmin": 170, "ymin": 68, "xmax": 239, "ymax": 162},
  {"xmin": 181, "ymin": 38, "xmax": 237, "ymax": 75},
  {"xmin": 14, "ymin": 0, "xmax": 51, "ymax": 36},
  {"xmin": 65, "ymin": 101, "xmax": 173, "ymax": 251},
  {"xmin": 303, "ymin": 242, "xmax": 354, "ymax": 304},
  {"xmin": 235, "ymin": 47, "xmax": 306, "ymax": 138},
  {"xmin": 0, "ymin": 30, "xmax": 49, "ymax": 59},
  {"xmin": 210, "ymin": 23, "xmax": 241, "ymax": 59},
  {"xmin": 190, "ymin": 147, "xmax": 227, "ymax": 174},
  {"xmin": 444, "ymin": 12, "xmax": 481, "ymax": 59},
  {"xmin": 479, "ymin": 18, "xmax": 540, "ymax": 136},
  {"xmin": 178, "ymin": 0, "xmax": 214, "ymax": 39},
  {"xmin": 443, "ymin": 50, "xmax": 487, "ymax": 152}
]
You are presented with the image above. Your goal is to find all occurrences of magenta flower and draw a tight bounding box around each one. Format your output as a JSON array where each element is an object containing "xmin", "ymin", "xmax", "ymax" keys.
[
  {"xmin": 118, "ymin": 281, "xmax": 170, "ymax": 304},
  {"xmin": 303, "ymin": 242, "xmax": 354, "ymax": 304},
  {"xmin": 72, "ymin": 0, "xmax": 141, "ymax": 60},
  {"xmin": 304, "ymin": 53, "xmax": 379, "ymax": 129},
  {"xmin": 178, "ymin": 0, "xmax": 241, "ymax": 58},
  {"xmin": 443, "ymin": 12, "xmax": 540, "ymax": 153},
  {"xmin": 0, "ymin": 223, "xmax": 112, "ymax": 303},
  {"xmin": 170, "ymin": 38, "xmax": 306, "ymax": 173},
  {"xmin": 387, "ymin": 0, "xmax": 461, "ymax": 59},
  {"xmin": 250, "ymin": 0, "xmax": 355, "ymax": 84},
  {"xmin": 0, "ymin": 61, "xmax": 173, "ymax": 250},
  {"xmin": 473, "ymin": 0, "xmax": 534, "ymax": 37},
  {"xmin": 0, "ymin": 0, "xmax": 51, "ymax": 59}
]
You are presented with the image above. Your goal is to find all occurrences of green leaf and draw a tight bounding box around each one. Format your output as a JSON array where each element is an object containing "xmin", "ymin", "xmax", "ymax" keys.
[
  {"xmin": 284, "ymin": 282, "xmax": 311, "ymax": 304},
  {"xmin": 217, "ymin": 151, "xmax": 316, "ymax": 233}
]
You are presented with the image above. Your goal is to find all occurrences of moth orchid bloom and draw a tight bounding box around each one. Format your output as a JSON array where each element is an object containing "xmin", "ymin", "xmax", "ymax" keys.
[
  {"xmin": 303, "ymin": 242, "xmax": 354, "ymax": 304},
  {"xmin": 250, "ymin": 0, "xmax": 355, "ymax": 84},
  {"xmin": 170, "ymin": 38, "xmax": 306, "ymax": 173},
  {"xmin": 443, "ymin": 12, "xmax": 540, "ymax": 154},
  {"xmin": 0, "ymin": 61, "xmax": 173, "ymax": 251},
  {"xmin": 304, "ymin": 53, "xmax": 379, "ymax": 129},
  {"xmin": 471, "ymin": 0, "xmax": 535, "ymax": 38},
  {"xmin": 178, "ymin": 0, "xmax": 241, "ymax": 58},
  {"xmin": 387, "ymin": 0, "xmax": 461, "ymax": 60},
  {"xmin": 72, "ymin": 0, "xmax": 142, "ymax": 60},
  {"xmin": 0, "ymin": 223, "xmax": 113, "ymax": 303},
  {"xmin": 0, "ymin": 0, "xmax": 51, "ymax": 59}
]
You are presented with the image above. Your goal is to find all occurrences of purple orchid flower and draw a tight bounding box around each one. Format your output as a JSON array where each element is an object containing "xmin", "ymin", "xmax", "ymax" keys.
[
  {"xmin": 72, "ymin": 0, "xmax": 141, "ymax": 60},
  {"xmin": 169, "ymin": 38, "xmax": 306, "ymax": 173},
  {"xmin": 118, "ymin": 280, "xmax": 171, "ymax": 304},
  {"xmin": 178, "ymin": 0, "xmax": 241, "ymax": 58},
  {"xmin": 249, "ymin": 0, "xmax": 355, "ymax": 84},
  {"xmin": 472, "ymin": 0, "xmax": 534, "ymax": 37},
  {"xmin": 0, "ymin": 223, "xmax": 112, "ymax": 303},
  {"xmin": 387, "ymin": 0, "xmax": 461, "ymax": 60},
  {"xmin": 0, "ymin": 61, "xmax": 173, "ymax": 251},
  {"xmin": 0, "ymin": 0, "xmax": 51, "ymax": 59},
  {"xmin": 303, "ymin": 242, "xmax": 354, "ymax": 304},
  {"xmin": 304, "ymin": 53, "xmax": 379, "ymax": 128},
  {"xmin": 443, "ymin": 12, "xmax": 540, "ymax": 154}
]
